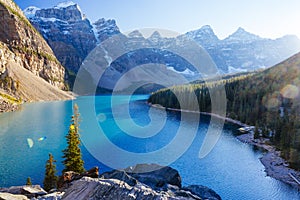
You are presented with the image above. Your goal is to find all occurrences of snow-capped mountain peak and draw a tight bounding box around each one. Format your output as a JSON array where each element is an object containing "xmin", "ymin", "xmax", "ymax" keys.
[
  {"xmin": 199, "ymin": 25, "xmax": 214, "ymax": 33},
  {"xmin": 55, "ymin": 1, "xmax": 77, "ymax": 9},
  {"xmin": 24, "ymin": 1, "xmax": 85, "ymax": 22},
  {"xmin": 149, "ymin": 31, "xmax": 161, "ymax": 39},
  {"xmin": 93, "ymin": 18, "xmax": 121, "ymax": 43},
  {"xmin": 224, "ymin": 27, "xmax": 262, "ymax": 43},
  {"xmin": 185, "ymin": 25, "xmax": 219, "ymax": 47},
  {"xmin": 23, "ymin": 6, "xmax": 40, "ymax": 19},
  {"xmin": 128, "ymin": 30, "xmax": 144, "ymax": 38}
]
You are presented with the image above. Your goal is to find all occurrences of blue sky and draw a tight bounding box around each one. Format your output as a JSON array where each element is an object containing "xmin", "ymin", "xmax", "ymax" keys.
[{"xmin": 14, "ymin": 0, "xmax": 300, "ymax": 39}]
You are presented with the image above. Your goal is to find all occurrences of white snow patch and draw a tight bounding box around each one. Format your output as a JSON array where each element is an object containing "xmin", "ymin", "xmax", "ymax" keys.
[
  {"xmin": 55, "ymin": 1, "xmax": 85, "ymax": 20},
  {"xmin": 63, "ymin": 30, "xmax": 70, "ymax": 35},
  {"xmin": 55, "ymin": 1, "xmax": 77, "ymax": 8},
  {"xmin": 228, "ymin": 66, "xmax": 248, "ymax": 74},
  {"xmin": 41, "ymin": 29, "xmax": 49, "ymax": 33},
  {"xmin": 39, "ymin": 17, "xmax": 60, "ymax": 22},
  {"xmin": 167, "ymin": 67, "xmax": 195, "ymax": 76},
  {"xmin": 23, "ymin": 6, "xmax": 40, "ymax": 18},
  {"xmin": 92, "ymin": 24, "xmax": 100, "ymax": 44},
  {"xmin": 100, "ymin": 46, "xmax": 113, "ymax": 66}
]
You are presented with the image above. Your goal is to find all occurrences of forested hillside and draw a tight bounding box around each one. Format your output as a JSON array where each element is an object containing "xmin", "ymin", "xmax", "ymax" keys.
[{"xmin": 148, "ymin": 53, "xmax": 300, "ymax": 168}]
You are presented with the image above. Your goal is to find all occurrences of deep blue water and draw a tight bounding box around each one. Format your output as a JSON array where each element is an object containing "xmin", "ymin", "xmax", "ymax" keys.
[{"xmin": 0, "ymin": 95, "xmax": 299, "ymax": 200}]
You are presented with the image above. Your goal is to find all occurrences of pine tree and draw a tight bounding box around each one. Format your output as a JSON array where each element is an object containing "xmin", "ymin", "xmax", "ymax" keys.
[
  {"xmin": 254, "ymin": 123, "xmax": 260, "ymax": 139},
  {"xmin": 26, "ymin": 177, "xmax": 32, "ymax": 186},
  {"xmin": 62, "ymin": 104, "xmax": 85, "ymax": 173},
  {"xmin": 43, "ymin": 153, "xmax": 58, "ymax": 192}
]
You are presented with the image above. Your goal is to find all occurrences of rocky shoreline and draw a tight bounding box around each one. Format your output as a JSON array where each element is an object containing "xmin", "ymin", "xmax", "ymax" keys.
[
  {"xmin": 237, "ymin": 133, "xmax": 300, "ymax": 188},
  {"xmin": 0, "ymin": 164, "xmax": 221, "ymax": 200},
  {"xmin": 149, "ymin": 103, "xmax": 300, "ymax": 189},
  {"xmin": 0, "ymin": 99, "xmax": 19, "ymax": 113}
]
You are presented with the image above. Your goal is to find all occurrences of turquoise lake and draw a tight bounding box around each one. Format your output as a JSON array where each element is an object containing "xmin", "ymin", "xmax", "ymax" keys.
[{"xmin": 0, "ymin": 95, "xmax": 299, "ymax": 200}]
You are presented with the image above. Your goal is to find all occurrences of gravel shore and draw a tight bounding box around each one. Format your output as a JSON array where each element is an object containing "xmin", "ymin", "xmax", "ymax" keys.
[
  {"xmin": 0, "ymin": 99, "xmax": 19, "ymax": 113},
  {"xmin": 237, "ymin": 133, "xmax": 300, "ymax": 188}
]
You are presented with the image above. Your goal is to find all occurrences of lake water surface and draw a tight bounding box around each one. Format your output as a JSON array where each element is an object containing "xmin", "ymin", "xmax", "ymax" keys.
[{"xmin": 0, "ymin": 95, "xmax": 299, "ymax": 200}]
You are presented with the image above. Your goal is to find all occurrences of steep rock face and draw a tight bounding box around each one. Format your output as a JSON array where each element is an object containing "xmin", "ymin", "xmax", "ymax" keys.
[
  {"xmin": 0, "ymin": 0, "xmax": 72, "ymax": 110},
  {"xmin": 25, "ymin": 2, "xmax": 97, "ymax": 73},
  {"xmin": 186, "ymin": 25, "xmax": 300, "ymax": 73},
  {"xmin": 93, "ymin": 18, "xmax": 121, "ymax": 43},
  {"xmin": 0, "ymin": 0, "xmax": 66, "ymax": 89},
  {"xmin": 0, "ymin": 40, "xmax": 72, "ymax": 103}
]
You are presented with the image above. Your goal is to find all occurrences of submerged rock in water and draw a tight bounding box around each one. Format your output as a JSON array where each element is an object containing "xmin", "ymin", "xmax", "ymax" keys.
[{"xmin": 183, "ymin": 185, "xmax": 222, "ymax": 200}]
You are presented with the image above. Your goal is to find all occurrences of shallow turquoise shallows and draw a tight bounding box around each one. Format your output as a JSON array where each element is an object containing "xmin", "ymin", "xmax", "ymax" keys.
[{"xmin": 0, "ymin": 95, "xmax": 299, "ymax": 200}]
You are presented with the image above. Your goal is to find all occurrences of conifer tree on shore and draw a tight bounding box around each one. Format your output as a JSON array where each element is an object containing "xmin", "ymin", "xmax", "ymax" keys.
[
  {"xmin": 62, "ymin": 104, "xmax": 85, "ymax": 173},
  {"xmin": 26, "ymin": 177, "xmax": 32, "ymax": 186},
  {"xmin": 43, "ymin": 154, "xmax": 58, "ymax": 192}
]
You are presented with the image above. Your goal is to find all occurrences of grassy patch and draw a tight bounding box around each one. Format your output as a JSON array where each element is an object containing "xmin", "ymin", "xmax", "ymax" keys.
[
  {"xmin": 13, "ymin": 45, "xmax": 60, "ymax": 64},
  {"xmin": 0, "ymin": 92, "xmax": 22, "ymax": 104}
]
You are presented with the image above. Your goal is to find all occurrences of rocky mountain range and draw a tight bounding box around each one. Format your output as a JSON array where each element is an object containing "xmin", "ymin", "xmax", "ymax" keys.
[
  {"xmin": 21, "ymin": 1, "xmax": 300, "ymax": 94},
  {"xmin": 24, "ymin": 1, "xmax": 300, "ymax": 79},
  {"xmin": 24, "ymin": 3, "xmax": 97, "ymax": 74},
  {"xmin": 24, "ymin": 2, "xmax": 121, "ymax": 75},
  {"xmin": 187, "ymin": 26, "xmax": 300, "ymax": 73},
  {"xmin": 0, "ymin": 0, "xmax": 72, "ymax": 112}
]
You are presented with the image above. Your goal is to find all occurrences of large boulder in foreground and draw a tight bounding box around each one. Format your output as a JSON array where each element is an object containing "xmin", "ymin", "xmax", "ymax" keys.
[
  {"xmin": 101, "ymin": 163, "xmax": 182, "ymax": 189},
  {"xmin": 63, "ymin": 177, "xmax": 187, "ymax": 200},
  {"xmin": 1, "ymin": 164, "xmax": 221, "ymax": 200},
  {"xmin": 61, "ymin": 164, "xmax": 221, "ymax": 200},
  {"xmin": 0, "ymin": 192, "xmax": 29, "ymax": 200},
  {"xmin": 0, "ymin": 185, "xmax": 47, "ymax": 199}
]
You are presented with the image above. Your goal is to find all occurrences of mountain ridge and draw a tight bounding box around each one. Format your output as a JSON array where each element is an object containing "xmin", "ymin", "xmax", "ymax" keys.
[
  {"xmin": 24, "ymin": 2, "xmax": 300, "ymax": 79},
  {"xmin": 0, "ymin": 0, "xmax": 73, "ymax": 112}
]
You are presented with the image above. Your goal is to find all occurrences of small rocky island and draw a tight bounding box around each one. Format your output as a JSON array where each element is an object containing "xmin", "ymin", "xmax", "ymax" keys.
[{"xmin": 0, "ymin": 164, "xmax": 221, "ymax": 200}]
